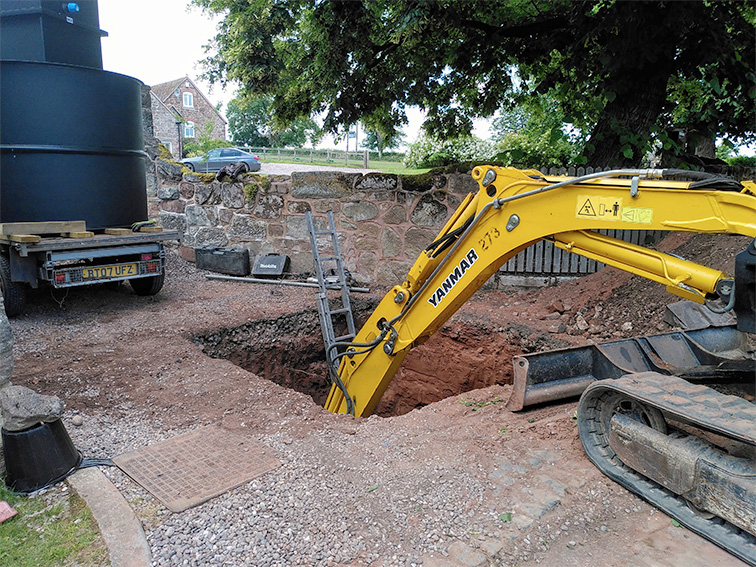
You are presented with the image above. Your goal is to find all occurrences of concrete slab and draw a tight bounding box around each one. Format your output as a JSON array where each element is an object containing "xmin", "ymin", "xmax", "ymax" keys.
[{"xmin": 68, "ymin": 467, "xmax": 151, "ymax": 567}]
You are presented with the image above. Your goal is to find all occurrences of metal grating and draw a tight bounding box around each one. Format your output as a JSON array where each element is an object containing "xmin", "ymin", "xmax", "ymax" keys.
[{"xmin": 113, "ymin": 425, "xmax": 279, "ymax": 513}]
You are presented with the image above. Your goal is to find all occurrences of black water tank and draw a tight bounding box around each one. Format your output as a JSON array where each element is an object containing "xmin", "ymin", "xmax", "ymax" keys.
[
  {"xmin": 0, "ymin": 61, "xmax": 148, "ymax": 229},
  {"xmin": 0, "ymin": 0, "xmax": 106, "ymax": 69}
]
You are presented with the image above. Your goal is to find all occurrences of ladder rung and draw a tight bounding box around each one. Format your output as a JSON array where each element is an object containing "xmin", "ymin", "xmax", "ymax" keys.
[
  {"xmin": 335, "ymin": 334, "xmax": 355, "ymax": 342},
  {"xmin": 319, "ymin": 257, "xmax": 339, "ymax": 262},
  {"xmin": 329, "ymin": 308, "xmax": 350, "ymax": 315},
  {"xmin": 314, "ymin": 230, "xmax": 335, "ymax": 236}
]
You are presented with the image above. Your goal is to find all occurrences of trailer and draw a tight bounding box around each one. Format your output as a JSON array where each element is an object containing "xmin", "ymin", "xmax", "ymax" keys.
[{"xmin": 0, "ymin": 221, "xmax": 179, "ymax": 316}]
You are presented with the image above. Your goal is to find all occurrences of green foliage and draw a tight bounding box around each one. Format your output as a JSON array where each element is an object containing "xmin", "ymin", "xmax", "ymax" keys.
[
  {"xmin": 192, "ymin": 0, "xmax": 755, "ymax": 168},
  {"xmin": 367, "ymin": 150, "xmax": 405, "ymax": 163},
  {"xmin": 183, "ymin": 121, "xmax": 233, "ymax": 157},
  {"xmin": 361, "ymin": 128, "xmax": 406, "ymax": 159},
  {"xmin": 0, "ymin": 484, "xmax": 108, "ymax": 566},
  {"xmin": 726, "ymin": 155, "xmax": 756, "ymax": 167},
  {"xmin": 244, "ymin": 183, "xmax": 259, "ymax": 202},
  {"xmin": 227, "ymin": 95, "xmax": 322, "ymax": 148},
  {"xmin": 404, "ymin": 134, "xmax": 496, "ymax": 169},
  {"xmin": 492, "ymin": 93, "xmax": 584, "ymax": 167},
  {"xmin": 495, "ymin": 129, "xmax": 578, "ymax": 168}
]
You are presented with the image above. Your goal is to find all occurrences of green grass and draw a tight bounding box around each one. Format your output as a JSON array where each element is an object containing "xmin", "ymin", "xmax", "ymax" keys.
[
  {"xmin": 369, "ymin": 160, "xmax": 431, "ymax": 175},
  {"xmin": 0, "ymin": 483, "xmax": 108, "ymax": 567}
]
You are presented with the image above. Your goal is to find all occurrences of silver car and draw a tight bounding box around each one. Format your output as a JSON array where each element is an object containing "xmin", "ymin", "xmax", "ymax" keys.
[{"xmin": 182, "ymin": 148, "xmax": 261, "ymax": 173}]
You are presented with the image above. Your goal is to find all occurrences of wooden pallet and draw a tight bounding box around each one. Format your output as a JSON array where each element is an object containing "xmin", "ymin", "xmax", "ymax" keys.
[{"xmin": 0, "ymin": 221, "xmax": 164, "ymax": 242}]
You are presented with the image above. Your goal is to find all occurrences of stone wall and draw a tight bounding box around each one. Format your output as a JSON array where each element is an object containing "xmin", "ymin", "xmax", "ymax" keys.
[{"xmin": 154, "ymin": 169, "xmax": 479, "ymax": 285}]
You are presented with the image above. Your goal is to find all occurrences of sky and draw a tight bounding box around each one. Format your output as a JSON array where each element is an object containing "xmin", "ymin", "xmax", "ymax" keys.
[
  {"xmin": 97, "ymin": 0, "xmax": 491, "ymax": 149},
  {"xmin": 97, "ymin": 0, "xmax": 430, "ymax": 148}
]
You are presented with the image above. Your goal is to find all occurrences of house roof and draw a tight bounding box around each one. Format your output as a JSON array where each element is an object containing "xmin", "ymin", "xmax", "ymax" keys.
[
  {"xmin": 150, "ymin": 75, "xmax": 227, "ymax": 124},
  {"xmin": 150, "ymin": 77, "xmax": 185, "ymax": 103}
]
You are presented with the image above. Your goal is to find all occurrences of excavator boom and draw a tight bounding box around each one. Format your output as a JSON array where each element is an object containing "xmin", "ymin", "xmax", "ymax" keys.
[{"xmin": 325, "ymin": 166, "xmax": 756, "ymax": 417}]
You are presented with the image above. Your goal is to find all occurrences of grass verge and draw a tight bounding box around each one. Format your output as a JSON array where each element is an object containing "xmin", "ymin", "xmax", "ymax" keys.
[{"xmin": 0, "ymin": 482, "xmax": 109, "ymax": 567}]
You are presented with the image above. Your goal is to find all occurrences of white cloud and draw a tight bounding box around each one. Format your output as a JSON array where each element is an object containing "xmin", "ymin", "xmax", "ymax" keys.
[
  {"xmin": 99, "ymin": 0, "xmax": 234, "ymax": 109},
  {"xmin": 97, "ymin": 0, "xmax": 495, "ymax": 149}
]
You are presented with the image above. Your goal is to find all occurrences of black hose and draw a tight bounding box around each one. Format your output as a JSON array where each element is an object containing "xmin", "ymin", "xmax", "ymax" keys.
[
  {"xmin": 661, "ymin": 169, "xmax": 744, "ymax": 191},
  {"xmin": 425, "ymin": 213, "xmax": 476, "ymax": 258}
]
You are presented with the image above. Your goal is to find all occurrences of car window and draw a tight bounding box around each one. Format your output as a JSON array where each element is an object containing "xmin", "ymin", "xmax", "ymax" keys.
[
  {"xmin": 207, "ymin": 149, "xmax": 221, "ymax": 158},
  {"xmin": 221, "ymin": 149, "xmax": 241, "ymax": 157}
]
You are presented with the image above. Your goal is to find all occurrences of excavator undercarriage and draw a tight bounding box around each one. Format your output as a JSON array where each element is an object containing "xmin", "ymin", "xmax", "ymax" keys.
[{"xmin": 318, "ymin": 166, "xmax": 756, "ymax": 564}]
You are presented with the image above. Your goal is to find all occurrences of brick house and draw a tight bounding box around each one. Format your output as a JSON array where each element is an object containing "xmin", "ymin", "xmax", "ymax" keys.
[{"xmin": 150, "ymin": 76, "xmax": 227, "ymax": 158}]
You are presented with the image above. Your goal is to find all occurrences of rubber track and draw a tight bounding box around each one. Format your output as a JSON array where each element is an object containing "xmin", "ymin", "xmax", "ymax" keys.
[{"xmin": 578, "ymin": 372, "xmax": 756, "ymax": 566}]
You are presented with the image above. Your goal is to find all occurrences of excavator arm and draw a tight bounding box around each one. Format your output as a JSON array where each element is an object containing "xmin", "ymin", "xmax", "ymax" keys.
[{"xmin": 325, "ymin": 166, "xmax": 756, "ymax": 417}]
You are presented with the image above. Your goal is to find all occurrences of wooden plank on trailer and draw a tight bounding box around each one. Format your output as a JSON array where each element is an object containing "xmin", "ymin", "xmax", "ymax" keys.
[
  {"xmin": 137, "ymin": 226, "xmax": 163, "ymax": 233},
  {"xmin": 0, "ymin": 220, "xmax": 86, "ymax": 236},
  {"xmin": 8, "ymin": 234, "xmax": 41, "ymax": 243},
  {"xmin": 62, "ymin": 231, "xmax": 94, "ymax": 239},
  {"xmin": 104, "ymin": 228, "xmax": 132, "ymax": 235}
]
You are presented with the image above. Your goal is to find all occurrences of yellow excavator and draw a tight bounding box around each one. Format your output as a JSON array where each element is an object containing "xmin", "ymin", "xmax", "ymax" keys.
[{"xmin": 321, "ymin": 166, "xmax": 756, "ymax": 564}]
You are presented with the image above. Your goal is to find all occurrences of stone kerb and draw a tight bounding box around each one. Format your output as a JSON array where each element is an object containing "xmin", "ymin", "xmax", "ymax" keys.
[{"xmin": 155, "ymin": 169, "xmax": 473, "ymax": 285}]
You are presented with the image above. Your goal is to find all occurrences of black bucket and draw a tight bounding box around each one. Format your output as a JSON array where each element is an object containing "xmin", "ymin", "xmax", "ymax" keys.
[{"xmin": 2, "ymin": 419, "xmax": 81, "ymax": 493}]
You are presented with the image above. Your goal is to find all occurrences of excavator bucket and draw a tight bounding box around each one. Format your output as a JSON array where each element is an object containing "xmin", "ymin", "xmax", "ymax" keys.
[{"xmin": 506, "ymin": 324, "xmax": 752, "ymax": 411}]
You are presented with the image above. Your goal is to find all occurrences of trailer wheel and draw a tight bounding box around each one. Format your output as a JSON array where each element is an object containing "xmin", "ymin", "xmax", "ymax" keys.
[
  {"xmin": 0, "ymin": 255, "xmax": 26, "ymax": 317},
  {"xmin": 129, "ymin": 272, "xmax": 165, "ymax": 296}
]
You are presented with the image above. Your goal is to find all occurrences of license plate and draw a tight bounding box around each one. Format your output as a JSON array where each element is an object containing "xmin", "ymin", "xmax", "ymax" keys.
[{"xmin": 82, "ymin": 263, "xmax": 138, "ymax": 280}]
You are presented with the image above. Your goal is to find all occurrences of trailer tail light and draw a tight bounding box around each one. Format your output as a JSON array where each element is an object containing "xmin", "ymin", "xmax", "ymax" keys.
[
  {"xmin": 141, "ymin": 253, "xmax": 153, "ymax": 261},
  {"xmin": 55, "ymin": 273, "xmax": 66, "ymax": 284},
  {"xmin": 146, "ymin": 262, "xmax": 158, "ymax": 273}
]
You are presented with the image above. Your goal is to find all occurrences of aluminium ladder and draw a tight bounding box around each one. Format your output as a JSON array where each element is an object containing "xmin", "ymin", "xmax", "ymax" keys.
[{"xmin": 306, "ymin": 210, "xmax": 357, "ymax": 372}]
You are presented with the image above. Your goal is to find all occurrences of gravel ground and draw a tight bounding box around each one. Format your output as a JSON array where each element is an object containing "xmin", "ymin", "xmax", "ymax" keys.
[
  {"xmin": 66, "ymin": 406, "xmax": 492, "ymax": 567},
  {"xmin": 11, "ymin": 236, "xmax": 749, "ymax": 567}
]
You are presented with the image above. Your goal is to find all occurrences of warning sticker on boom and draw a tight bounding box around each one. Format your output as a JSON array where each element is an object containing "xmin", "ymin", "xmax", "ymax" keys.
[
  {"xmin": 621, "ymin": 207, "xmax": 653, "ymax": 224},
  {"xmin": 576, "ymin": 195, "xmax": 623, "ymax": 221}
]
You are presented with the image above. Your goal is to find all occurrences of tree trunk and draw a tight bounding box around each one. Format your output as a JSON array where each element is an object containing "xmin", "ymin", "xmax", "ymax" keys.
[
  {"xmin": 695, "ymin": 137, "xmax": 716, "ymax": 159},
  {"xmin": 581, "ymin": 2, "xmax": 677, "ymax": 169},
  {"xmin": 583, "ymin": 73, "xmax": 669, "ymax": 168}
]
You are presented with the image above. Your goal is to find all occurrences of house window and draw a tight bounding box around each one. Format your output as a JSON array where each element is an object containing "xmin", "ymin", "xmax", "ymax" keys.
[
  {"xmin": 183, "ymin": 92, "xmax": 194, "ymax": 107},
  {"xmin": 162, "ymin": 141, "xmax": 173, "ymax": 155},
  {"xmin": 184, "ymin": 121, "xmax": 195, "ymax": 138}
]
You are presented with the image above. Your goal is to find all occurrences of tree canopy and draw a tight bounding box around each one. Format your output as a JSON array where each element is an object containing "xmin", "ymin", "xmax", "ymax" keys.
[
  {"xmin": 193, "ymin": 0, "xmax": 755, "ymax": 167},
  {"xmin": 226, "ymin": 95, "xmax": 322, "ymax": 148},
  {"xmin": 491, "ymin": 93, "xmax": 584, "ymax": 168}
]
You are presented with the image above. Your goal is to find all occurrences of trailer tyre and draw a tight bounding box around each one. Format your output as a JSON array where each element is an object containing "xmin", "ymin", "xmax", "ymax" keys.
[
  {"xmin": 129, "ymin": 272, "xmax": 165, "ymax": 296},
  {"xmin": 0, "ymin": 255, "xmax": 26, "ymax": 317}
]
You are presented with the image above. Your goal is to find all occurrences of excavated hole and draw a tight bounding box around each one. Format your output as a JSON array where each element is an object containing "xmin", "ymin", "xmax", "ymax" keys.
[{"xmin": 196, "ymin": 306, "xmax": 557, "ymax": 417}]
